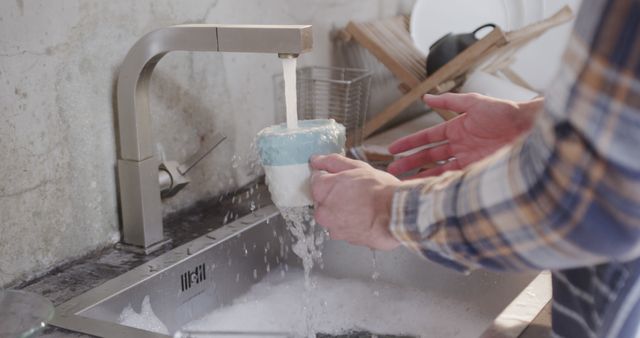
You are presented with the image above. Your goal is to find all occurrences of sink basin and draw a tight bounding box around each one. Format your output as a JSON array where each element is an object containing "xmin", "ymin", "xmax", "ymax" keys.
[{"xmin": 51, "ymin": 205, "xmax": 549, "ymax": 338}]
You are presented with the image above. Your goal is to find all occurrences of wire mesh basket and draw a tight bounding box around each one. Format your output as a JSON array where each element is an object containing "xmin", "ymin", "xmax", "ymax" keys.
[{"xmin": 275, "ymin": 66, "xmax": 372, "ymax": 147}]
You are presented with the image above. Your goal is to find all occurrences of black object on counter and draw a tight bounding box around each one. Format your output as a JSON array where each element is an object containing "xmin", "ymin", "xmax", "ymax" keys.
[{"xmin": 425, "ymin": 23, "xmax": 496, "ymax": 76}]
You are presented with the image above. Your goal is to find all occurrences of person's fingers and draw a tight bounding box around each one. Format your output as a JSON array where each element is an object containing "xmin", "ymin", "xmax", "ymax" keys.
[
  {"xmin": 310, "ymin": 154, "xmax": 364, "ymax": 173},
  {"xmin": 310, "ymin": 170, "xmax": 336, "ymax": 204},
  {"xmin": 387, "ymin": 144, "xmax": 453, "ymax": 175},
  {"xmin": 408, "ymin": 159, "xmax": 461, "ymax": 179},
  {"xmin": 388, "ymin": 123, "xmax": 448, "ymax": 154},
  {"xmin": 314, "ymin": 206, "xmax": 330, "ymax": 228},
  {"xmin": 423, "ymin": 93, "xmax": 484, "ymax": 113},
  {"xmin": 314, "ymin": 207, "xmax": 343, "ymax": 241}
]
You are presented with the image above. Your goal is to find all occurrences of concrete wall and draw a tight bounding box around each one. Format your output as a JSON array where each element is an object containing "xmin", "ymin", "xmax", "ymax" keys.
[{"xmin": 0, "ymin": 0, "xmax": 415, "ymax": 287}]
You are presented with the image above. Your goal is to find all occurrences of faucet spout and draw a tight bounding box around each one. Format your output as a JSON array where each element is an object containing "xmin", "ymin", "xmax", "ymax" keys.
[
  {"xmin": 278, "ymin": 53, "xmax": 299, "ymax": 59},
  {"xmin": 116, "ymin": 24, "xmax": 312, "ymax": 252},
  {"xmin": 118, "ymin": 24, "xmax": 312, "ymax": 161}
]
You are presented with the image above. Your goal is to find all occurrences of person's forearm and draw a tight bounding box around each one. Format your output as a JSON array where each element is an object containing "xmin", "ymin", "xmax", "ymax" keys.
[
  {"xmin": 388, "ymin": 4, "xmax": 640, "ymax": 272},
  {"xmin": 389, "ymin": 107, "xmax": 640, "ymax": 273}
]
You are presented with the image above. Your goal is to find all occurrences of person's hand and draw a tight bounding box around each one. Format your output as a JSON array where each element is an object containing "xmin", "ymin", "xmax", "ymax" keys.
[
  {"xmin": 387, "ymin": 93, "xmax": 543, "ymax": 179},
  {"xmin": 310, "ymin": 154, "xmax": 401, "ymax": 251}
]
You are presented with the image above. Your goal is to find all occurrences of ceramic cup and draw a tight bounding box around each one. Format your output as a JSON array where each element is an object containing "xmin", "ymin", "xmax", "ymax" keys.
[{"xmin": 256, "ymin": 119, "xmax": 346, "ymax": 208}]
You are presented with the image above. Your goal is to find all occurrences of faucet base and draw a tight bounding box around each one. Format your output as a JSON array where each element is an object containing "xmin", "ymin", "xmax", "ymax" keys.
[
  {"xmin": 115, "ymin": 238, "xmax": 172, "ymax": 255},
  {"xmin": 118, "ymin": 158, "xmax": 165, "ymax": 248}
]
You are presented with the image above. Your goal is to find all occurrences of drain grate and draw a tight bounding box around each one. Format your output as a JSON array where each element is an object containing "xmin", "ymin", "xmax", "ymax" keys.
[
  {"xmin": 317, "ymin": 332, "xmax": 416, "ymax": 338},
  {"xmin": 175, "ymin": 331, "xmax": 416, "ymax": 338}
]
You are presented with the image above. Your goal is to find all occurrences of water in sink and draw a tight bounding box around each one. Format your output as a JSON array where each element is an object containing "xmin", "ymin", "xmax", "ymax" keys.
[
  {"xmin": 119, "ymin": 267, "xmax": 473, "ymax": 337},
  {"xmin": 183, "ymin": 269, "xmax": 440, "ymax": 337},
  {"xmin": 119, "ymin": 296, "xmax": 169, "ymax": 334}
]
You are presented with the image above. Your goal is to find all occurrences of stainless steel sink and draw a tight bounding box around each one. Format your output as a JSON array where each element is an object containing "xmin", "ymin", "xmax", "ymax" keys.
[{"xmin": 51, "ymin": 205, "xmax": 550, "ymax": 338}]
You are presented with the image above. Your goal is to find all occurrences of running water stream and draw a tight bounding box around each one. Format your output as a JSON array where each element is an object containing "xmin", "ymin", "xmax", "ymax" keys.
[
  {"xmin": 282, "ymin": 57, "xmax": 298, "ymax": 130},
  {"xmin": 278, "ymin": 206, "xmax": 325, "ymax": 337},
  {"xmin": 279, "ymin": 56, "xmax": 325, "ymax": 337}
]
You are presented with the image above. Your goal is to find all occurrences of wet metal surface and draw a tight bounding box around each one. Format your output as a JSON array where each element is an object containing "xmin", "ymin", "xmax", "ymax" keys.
[
  {"xmin": 17, "ymin": 179, "xmax": 549, "ymax": 337},
  {"xmin": 20, "ymin": 182, "xmax": 269, "ymax": 337}
]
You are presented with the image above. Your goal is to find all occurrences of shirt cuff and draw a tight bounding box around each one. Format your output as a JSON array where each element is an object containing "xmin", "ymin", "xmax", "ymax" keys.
[{"xmin": 389, "ymin": 177, "xmax": 475, "ymax": 274}]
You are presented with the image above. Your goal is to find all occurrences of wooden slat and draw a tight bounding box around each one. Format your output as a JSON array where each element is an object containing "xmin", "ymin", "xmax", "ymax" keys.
[
  {"xmin": 373, "ymin": 20, "xmax": 425, "ymax": 79},
  {"xmin": 345, "ymin": 17, "xmax": 425, "ymax": 88},
  {"xmin": 506, "ymin": 6, "xmax": 574, "ymax": 42},
  {"xmin": 382, "ymin": 19, "xmax": 426, "ymax": 79},
  {"xmin": 363, "ymin": 27, "xmax": 508, "ymax": 137},
  {"xmin": 500, "ymin": 66, "xmax": 538, "ymax": 92},
  {"xmin": 344, "ymin": 6, "xmax": 574, "ymax": 139}
]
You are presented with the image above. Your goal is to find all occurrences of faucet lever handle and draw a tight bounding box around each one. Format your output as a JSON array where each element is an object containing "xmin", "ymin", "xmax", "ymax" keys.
[
  {"xmin": 159, "ymin": 132, "xmax": 226, "ymax": 198},
  {"xmin": 178, "ymin": 132, "xmax": 227, "ymax": 175}
]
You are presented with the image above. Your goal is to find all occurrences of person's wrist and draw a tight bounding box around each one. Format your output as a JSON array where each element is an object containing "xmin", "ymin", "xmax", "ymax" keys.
[
  {"xmin": 515, "ymin": 98, "xmax": 543, "ymax": 131},
  {"xmin": 371, "ymin": 182, "xmax": 401, "ymax": 250},
  {"xmin": 380, "ymin": 183, "xmax": 397, "ymax": 220}
]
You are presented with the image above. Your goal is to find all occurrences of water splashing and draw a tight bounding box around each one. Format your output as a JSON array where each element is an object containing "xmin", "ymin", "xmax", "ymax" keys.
[
  {"xmin": 278, "ymin": 206, "xmax": 325, "ymax": 289},
  {"xmin": 371, "ymin": 250, "xmax": 381, "ymax": 297}
]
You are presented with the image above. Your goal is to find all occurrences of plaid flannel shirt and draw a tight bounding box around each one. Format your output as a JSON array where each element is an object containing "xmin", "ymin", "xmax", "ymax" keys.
[{"xmin": 389, "ymin": 1, "xmax": 640, "ymax": 337}]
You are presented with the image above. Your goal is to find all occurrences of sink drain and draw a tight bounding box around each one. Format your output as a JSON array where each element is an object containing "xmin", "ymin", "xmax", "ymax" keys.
[{"xmin": 317, "ymin": 332, "xmax": 416, "ymax": 338}]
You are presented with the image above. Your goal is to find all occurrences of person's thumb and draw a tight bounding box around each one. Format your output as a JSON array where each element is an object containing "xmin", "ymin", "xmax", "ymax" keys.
[{"xmin": 310, "ymin": 154, "xmax": 363, "ymax": 173}]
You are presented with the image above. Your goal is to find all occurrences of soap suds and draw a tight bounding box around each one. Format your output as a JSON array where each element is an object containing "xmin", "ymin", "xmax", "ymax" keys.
[
  {"xmin": 181, "ymin": 270, "xmax": 462, "ymax": 338},
  {"xmin": 118, "ymin": 295, "xmax": 169, "ymax": 335}
]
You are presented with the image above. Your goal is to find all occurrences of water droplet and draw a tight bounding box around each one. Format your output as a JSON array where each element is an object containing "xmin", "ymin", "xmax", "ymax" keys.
[{"xmin": 372, "ymin": 271, "xmax": 381, "ymax": 281}]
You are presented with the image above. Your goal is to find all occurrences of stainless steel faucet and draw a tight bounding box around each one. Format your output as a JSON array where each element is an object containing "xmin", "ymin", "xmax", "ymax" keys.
[{"xmin": 116, "ymin": 24, "xmax": 313, "ymax": 253}]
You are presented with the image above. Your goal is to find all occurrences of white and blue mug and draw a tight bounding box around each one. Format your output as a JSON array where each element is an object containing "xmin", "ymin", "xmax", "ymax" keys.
[{"xmin": 256, "ymin": 119, "xmax": 346, "ymax": 208}]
